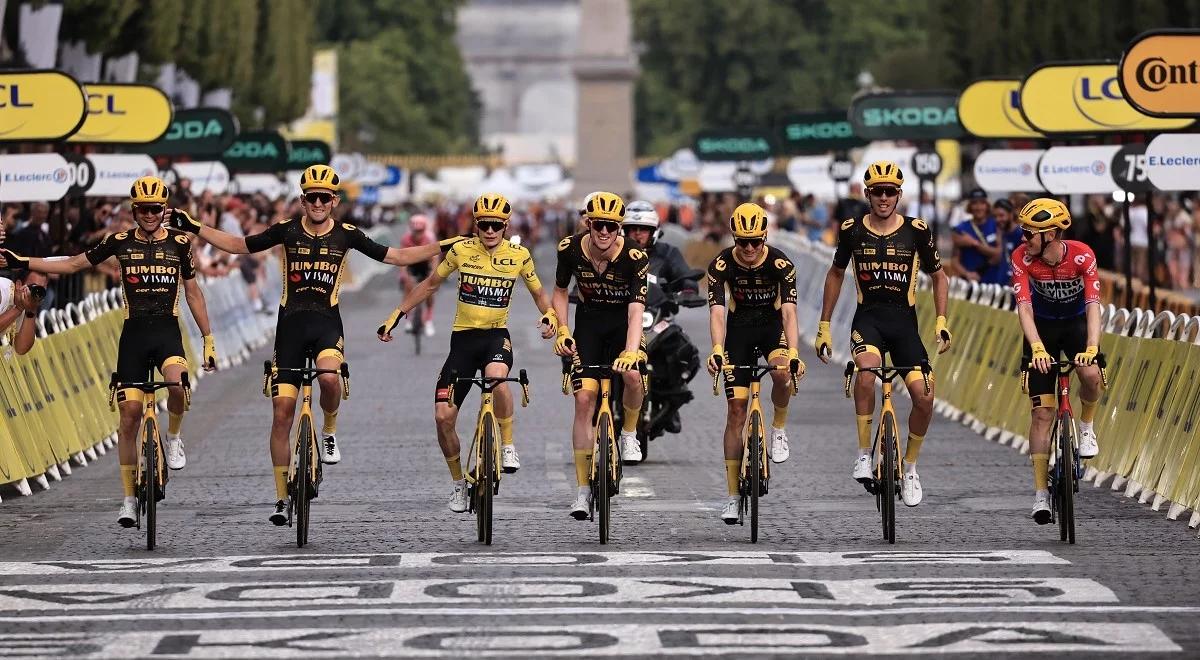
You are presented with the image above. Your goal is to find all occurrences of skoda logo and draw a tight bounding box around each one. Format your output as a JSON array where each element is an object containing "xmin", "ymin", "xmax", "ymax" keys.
[{"xmin": 1091, "ymin": 160, "xmax": 1106, "ymax": 175}]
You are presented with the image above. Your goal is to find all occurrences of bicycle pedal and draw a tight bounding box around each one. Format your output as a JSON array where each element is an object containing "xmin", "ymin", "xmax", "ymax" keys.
[{"xmin": 860, "ymin": 479, "xmax": 878, "ymax": 495}]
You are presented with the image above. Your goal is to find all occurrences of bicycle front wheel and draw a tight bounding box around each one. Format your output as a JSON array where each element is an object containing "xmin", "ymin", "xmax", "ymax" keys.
[
  {"xmin": 597, "ymin": 413, "xmax": 612, "ymax": 545},
  {"xmin": 295, "ymin": 415, "xmax": 313, "ymax": 548},
  {"xmin": 1058, "ymin": 412, "xmax": 1076, "ymax": 544},
  {"xmin": 143, "ymin": 418, "xmax": 158, "ymax": 551},
  {"xmin": 478, "ymin": 413, "xmax": 495, "ymax": 545},
  {"xmin": 748, "ymin": 411, "xmax": 763, "ymax": 544},
  {"xmin": 880, "ymin": 412, "xmax": 897, "ymax": 544}
]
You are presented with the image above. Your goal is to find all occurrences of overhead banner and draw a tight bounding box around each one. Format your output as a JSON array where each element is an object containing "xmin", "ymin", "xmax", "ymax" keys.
[
  {"xmin": 143, "ymin": 107, "xmax": 238, "ymax": 156},
  {"xmin": 286, "ymin": 139, "xmax": 332, "ymax": 170},
  {"xmin": 68, "ymin": 83, "xmax": 173, "ymax": 144},
  {"xmin": 0, "ymin": 153, "xmax": 71, "ymax": 201},
  {"xmin": 973, "ymin": 149, "xmax": 1045, "ymax": 193},
  {"xmin": 777, "ymin": 111, "xmax": 865, "ymax": 154},
  {"xmin": 1119, "ymin": 30, "xmax": 1200, "ymax": 117},
  {"xmin": 222, "ymin": 131, "xmax": 288, "ymax": 173},
  {"xmin": 1144, "ymin": 133, "xmax": 1200, "ymax": 191},
  {"xmin": 1020, "ymin": 62, "xmax": 1194, "ymax": 134},
  {"xmin": 0, "ymin": 70, "xmax": 87, "ymax": 142},
  {"xmin": 848, "ymin": 91, "xmax": 963, "ymax": 141},
  {"xmin": 692, "ymin": 129, "xmax": 775, "ymax": 162},
  {"xmin": 84, "ymin": 154, "xmax": 157, "ymax": 197},
  {"xmin": 169, "ymin": 161, "xmax": 230, "ymax": 195},
  {"xmin": 957, "ymin": 79, "xmax": 1041, "ymax": 138},
  {"xmin": 1037, "ymin": 145, "xmax": 1120, "ymax": 194}
]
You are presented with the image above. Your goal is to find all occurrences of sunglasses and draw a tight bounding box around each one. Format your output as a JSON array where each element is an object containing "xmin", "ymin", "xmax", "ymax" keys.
[
  {"xmin": 590, "ymin": 220, "xmax": 620, "ymax": 234},
  {"xmin": 1021, "ymin": 229, "xmax": 1053, "ymax": 241},
  {"xmin": 134, "ymin": 204, "xmax": 164, "ymax": 215},
  {"xmin": 735, "ymin": 237, "xmax": 765, "ymax": 248},
  {"xmin": 476, "ymin": 220, "xmax": 507, "ymax": 233},
  {"xmin": 868, "ymin": 187, "xmax": 900, "ymax": 198},
  {"xmin": 304, "ymin": 192, "xmax": 334, "ymax": 205}
]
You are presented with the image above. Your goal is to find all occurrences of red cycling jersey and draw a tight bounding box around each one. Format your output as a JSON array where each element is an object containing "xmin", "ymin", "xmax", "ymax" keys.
[{"xmin": 1010, "ymin": 240, "xmax": 1100, "ymax": 320}]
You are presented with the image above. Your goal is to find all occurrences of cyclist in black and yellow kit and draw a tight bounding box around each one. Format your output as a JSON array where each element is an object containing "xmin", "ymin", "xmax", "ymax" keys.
[
  {"xmin": 171, "ymin": 165, "xmax": 443, "ymax": 524},
  {"xmin": 551, "ymin": 191, "xmax": 649, "ymax": 519},
  {"xmin": 376, "ymin": 193, "xmax": 556, "ymax": 513},
  {"xmin": 706, "ymin": 202, "xmax": 805, "ymax": 524},
  {"xmin": 814, "ymin": 161, "xmax": 952, "ymax": 508},
  {"xmin": 2, "ymin": 176, "xmax": 217, "ymax": 528}
]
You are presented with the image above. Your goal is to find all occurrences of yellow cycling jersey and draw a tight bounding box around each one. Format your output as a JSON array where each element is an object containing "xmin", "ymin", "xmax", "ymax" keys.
[{"xmin": 436, "ymin": 237, "xmax": 542, "ymax": 331}]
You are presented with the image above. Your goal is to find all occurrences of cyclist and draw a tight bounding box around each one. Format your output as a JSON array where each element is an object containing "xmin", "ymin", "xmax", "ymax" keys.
[
  {"xmin": 170, "ymin": 165, "xmax": 443, "ymax": 525},
  {"xmin": 1, "ymin": 176, "xmax": 217, "ymax": 527},
  {"xmin": 398, "ymin": 213, "xmax": 438, "ymax": 336},
  {"xmin": 705, "ymin": 202, "xmax": 804, "ymax": 524},
  {"xmin": 551, "ymin": 191, "xmax": 649, "ymax": 519},
  {"xmin": 377, "ymin": 193, "xmax": 555, "ymax": 513},
  {"xmin": 1010, "ymin": 198, "xmax": 1104, "ymax": 524},
  {"xmin": 814, "ymin": 161, "xmax": 952, "ymax": 508}
]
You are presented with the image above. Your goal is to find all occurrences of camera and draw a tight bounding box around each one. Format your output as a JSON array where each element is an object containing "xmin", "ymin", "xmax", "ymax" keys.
[{"xmin": 27, "ymin": 283, "xmax": 46, "ymax": 300}]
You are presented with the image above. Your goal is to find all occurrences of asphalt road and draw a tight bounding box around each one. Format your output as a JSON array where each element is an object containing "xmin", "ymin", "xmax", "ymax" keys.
[{"xmin": 0, "ymin": 241, "xmax": 1197, "ymax": 658}]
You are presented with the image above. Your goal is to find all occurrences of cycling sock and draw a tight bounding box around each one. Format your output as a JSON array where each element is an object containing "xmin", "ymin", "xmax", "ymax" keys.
[
  {"xmin": 573, "ymin": 449, "xmax": 592, "ymax": 487},
  {"xmin": 622, "ymin": 406, "xmax": 639, "ymax": 433},
  {"xmin": 167, "ymin": 411, "xmax": 183, "ymax": 437},
  {"xmin": 903, "ymin": 433, "xmax": 924, "ymax": 465},
  {"xmin": 1032, "ymin": 453, "xmax": 1050, "ymax": 491},
  {"xmin": 725, "ymin": 459, "xmax": 740, "ymax": 496},
  {"xmin": 856, "ymin": 414, "xmax": 873, "ymax": 451},
  {"xmin": 321, "ymin": 408, "xmax": 338, "ymax": 436},
  {"xmin": 1079, "ymin": 396, "xmax": 1099, "ymax": 424},
  {"xmin": 446, "ymin": 455, "xmax": 464, "ymax": 482},
  {"xmin": 273, "ymin": 466, "xmax": 288, "ymax": 500},
  {"xmin": 120, "ymin": 464, "xmax": 136, "ymax": 497},
  {"xmin": 772, "ymin": 405, "xmax": 788, "ymax": 430},
  {"xmin": 498, "ymin": 415, "xmax": 514, "ymax": 447}
]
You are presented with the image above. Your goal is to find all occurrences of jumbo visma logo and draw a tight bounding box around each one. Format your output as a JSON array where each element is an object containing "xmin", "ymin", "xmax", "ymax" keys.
[{"xmin": 289, "ymin": 260, "xmax": 339, "ymax": 285}]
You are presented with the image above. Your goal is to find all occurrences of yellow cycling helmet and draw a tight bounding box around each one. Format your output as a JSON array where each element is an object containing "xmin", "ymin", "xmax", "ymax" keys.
[
  {"xmin": 473, "ymin": 192, "xmax": 512, "ymax": 221},
  {"xmin": 729, "ymin": 202, "xmax": 768, "ymax": 239},
  {"xmin": 299, "ymin": 164, "xmax": 340, "ymax": 192},
  {"xmin": 863, "ymin": 160, "xmax": 904, "ymax": 188},
  {"xmin": 1018, "ymin": 197, "xmax": 1071, "ymax": 232},
  {"xmin": 584, "ymin": 191, "xmax": 625, "ymax": 222},
  {"xmin": 130, "ymin": 176, "xmax": 169, "ymax": 204}
]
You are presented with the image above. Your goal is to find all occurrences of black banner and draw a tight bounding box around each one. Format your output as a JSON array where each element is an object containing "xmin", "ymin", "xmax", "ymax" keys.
[
  {"xmin": 692, "ymin": 129, "xmax": 775, "ymax": 162},
  {"xmin": 777, "ymin": 111, "xmax": 865, "ymax": 154},
  {"xmin": 222, "ymin": 131, "xmax": 289, "ymax": 173},
  {"xmin": 287, "ymin": 140, "xmax": 332, "ymax": 170},
  {"xmin": 142, "ymin": 108, "xmax": 238, "ymax": 157},
  {"xmin": 849, "ymin": 92, "xmax": 964, "ymax": 141}
]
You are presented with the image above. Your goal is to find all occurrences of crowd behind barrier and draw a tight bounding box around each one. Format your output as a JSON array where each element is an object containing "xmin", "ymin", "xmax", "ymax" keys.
[
  {"xmin": 0, "ymin": 257, "xmax": 283, "ymax": 502},
  {"xmin": 773, "ymin": 231, "xmax": 1200, "ymax": 538}
]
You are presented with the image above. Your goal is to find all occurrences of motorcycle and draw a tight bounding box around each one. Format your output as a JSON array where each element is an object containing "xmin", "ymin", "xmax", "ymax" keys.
[{"xmin": 637, "ymin": 269, "xmax": 705, "ymax": 459}]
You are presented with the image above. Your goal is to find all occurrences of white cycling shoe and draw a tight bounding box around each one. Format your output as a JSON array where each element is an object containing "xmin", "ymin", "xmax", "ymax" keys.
[
  {"xmin": 1032, "ymin": 489, "xmax": 1052, "ymax": 525},
  {"xmin": 448, "ymin": 481, "xmax": 468, "ymax": 513},
  {"xmin": 569, "ymin": 486, "xmax": 592, "ymax": 520},
  {"xmin": 321, "ymin": 435, "xmax": 341, "ymax": 464},
  {"xmin": 270, "ymin": 499, "xmax": 289, "ymax": 526},
  {"xmin": 620, "ymin": 431, "xmax": 642, "ymax": 463},
  {"xmin": 770, "ymin": 428, "xmax": 790, "ymax": 463},
  {"xmin": 501, "ymin": 445, "xmax": 520, "ymax": 473},
  {"xmin": 852, "ymin": 454, "xmax": 874, "ymax": 483},
  {"xmin": 165, "ymin": 436, "xmax": 186, "ymax": 470},
  {"xmin": 117, "ymin": 497, "xmax": 138, "ymax": 528},
  {"xmin": 901, "ymin": 469, "xmax": 923, "ymax": 507},
  {"xmin": 1078, "ymin": 425, "xmax": 1099, "ymax": 459},
  {"xmin": 720, "ymin": 496, "xmax": 739, "ymax": 525}
]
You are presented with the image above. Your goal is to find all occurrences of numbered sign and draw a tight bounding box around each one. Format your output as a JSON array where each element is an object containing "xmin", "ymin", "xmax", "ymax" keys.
[
  {"xmin": 1110, "ymin": 143, "xmax": 1155, "ymax": 192},
  {"xmin": 829, "ymin": 157, "xmax": 855, "ymax": 182},
  {"xmin": 913, "ymin": 149, "xmax": 943, "ymax": 179},
  {"xmin": 62, "ymin": 152, "xmax": 96, "ymax": 196}
]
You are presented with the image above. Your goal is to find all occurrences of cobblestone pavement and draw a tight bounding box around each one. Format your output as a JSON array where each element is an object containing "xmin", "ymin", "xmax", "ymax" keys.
[{"xmin": 0, "ymin": 243, "xmax": 1197, "ymax": 658}]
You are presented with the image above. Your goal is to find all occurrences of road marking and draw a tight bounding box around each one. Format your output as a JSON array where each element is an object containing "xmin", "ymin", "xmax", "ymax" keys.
[
  {"xmin": 0, "ymin": 623, "xmax": 1178, "ymax": 656},
  {"xmin": 621, "ymin": 476, "xmax": 655, "ymax": 498},
  {"xmin": 0, "ymin": 577, "xmax": 1117, "ymax": 611},
  {"xmin": 0, "ymin": 550, "xmax": 1068, "ymax": 575}
]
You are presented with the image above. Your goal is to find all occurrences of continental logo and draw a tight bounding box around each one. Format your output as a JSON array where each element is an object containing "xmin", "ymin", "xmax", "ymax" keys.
[{"xmin": 1120, "ymin": 31, "xmax": 1200, "ymax": 118}]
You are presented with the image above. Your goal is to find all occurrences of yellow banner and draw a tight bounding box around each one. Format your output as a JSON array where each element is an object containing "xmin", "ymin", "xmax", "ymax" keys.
[
  {"xmin": 958, "ymin": 79, "xmax": 1042, "ymax": 138},
  {"xmin": 1119, "ymin": 30, "xmax": 1200, "ymax": 117},
  {"xmin": 68, "ymin": 84, "xmax": 173, "ymax": 144},
  {"xmin": 0, "ymin": 70, "xmax": 87, "ymax": 141},
  {"xmin": 1020, "ymin": 62, "xmax": 1194, "ymax": 134}
]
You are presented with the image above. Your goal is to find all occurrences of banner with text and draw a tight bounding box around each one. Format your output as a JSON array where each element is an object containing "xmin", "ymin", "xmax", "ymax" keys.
[
  {"xmin": 68, "ymin": 83, "xmax": 173, "ymax": 144},
  {"xmin": 777, "ymin": 110, "xmax": 865, "ymax": 154},
  {"xmin": 0, "ymin": 153, "xmax": 72, "ymax": 201},
  {"xmin": 142, "ymin": 108, "xmax": 238, "ymax": 157},
  {"xmin": 1020, "ymin": 61, "xmax": 1194, "ymax": 134},
  {"xmin": 85, "ymin": 154, "xmax": 157, "ymax": 197},
  {"xmin": 973, "ymin": 149, "xmax": 1045, "ymax": 193},
  {"xmin": 1037, "ymin": 145, "xmax": 1120, "ymax": 194},
  {"xmin": 1119, "ymin": 29, "xmax": 1200, "ymax": 117},
  {"xmin": 692, "ymin": 129, "xmax": 775, "ymax": 162},
  {"xmin": 849, "ymin": 91, "xmax": 963, "ymax": 141},
  {"xmin": 1144, "ymin": 133, "xmax": 1200, "ymax": 191},
  {"xmin": 0, "ymin": 70, "xmax": 86, "ymax": 142},
  {"xmin": 957, "ymin": 79, "xmax": 1042, "ymax": 138}
]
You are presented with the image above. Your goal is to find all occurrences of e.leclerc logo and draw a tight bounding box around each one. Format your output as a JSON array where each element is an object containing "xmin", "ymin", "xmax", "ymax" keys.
[{"xmin": 1147, "ymin": 154, "xmax": 1200, "ymax": 167}]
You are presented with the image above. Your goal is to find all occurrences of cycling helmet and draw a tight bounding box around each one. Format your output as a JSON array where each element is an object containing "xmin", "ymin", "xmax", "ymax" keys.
[
  {"xmin": 1018, "ymin": 197, "xmax": 1071, "ymax": 232},
  {"xmin": 584, "ymin": 191, "xmax": 625, "ymax": 222},
  {"xmin": 863, "ymin": 160, "xmax": 904, "ymax": 188},
  {"xmin": 130, "ymin": 176, "xmax": 169, "ymax": 204},
  {"xmin": 729, "ymin": 202, "xmax": 768, "ymax": 238},
  {"xmin": 473, "ymin": 193, "xmax": 512, "ymax": 221},
  {"xmin": 299, "ymin": 164, "xmax": 340, "ymax": 192},
  {"xmin": 623, "ymin": 200, "xmax": 660, "ymax": 229}
]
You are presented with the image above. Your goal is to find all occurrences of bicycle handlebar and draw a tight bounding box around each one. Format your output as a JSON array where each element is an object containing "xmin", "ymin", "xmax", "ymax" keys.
[
  {"xmin": 710, "ymin": 360, "xmax": 797, "ymax": 397},
  {"xmin": 108, "ymin": 372, "xmax": 191, "ymax": 411},
  {"xmin": 560, "ymin": 354, "xmax": 648, "ymax": 396},
  {"xmin": 449, "ymin": 369, "xmax": 532, "ymax": 407},
  {"xmin": 843, "ymin": 361, "xmax": 932, "ymax": 398},
  {"xmin": 262, "ymin": 361, "xmax": 351, "ymax": 399},
  {"xmin": 1027, "ymin": 353, "xmax": 1108, "ymax": 389}
]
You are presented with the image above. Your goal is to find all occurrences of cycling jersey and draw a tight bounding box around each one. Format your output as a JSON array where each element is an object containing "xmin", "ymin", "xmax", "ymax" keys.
[
  {"xmin": 85, "ymin": 228, "xmax": 196, "ymax": 319},
  {"xmin": 244, "ymin": 219, "xmax": 389, "ymax": 319},
  {"xmin": 705, "ymin": 245, "xmax": 797, "ymax": 327},
  {"xmin": 554, "ymin": 233, "xmax": 648, "ymax": 311},
  {"xmin": 1010, "ymin": 241, "xmax": 1100, "ymax": 320},
  {"xmin": 833, "ymin": 215, "xmax": 942, "ymax": 307},
  {"xmin": 438, "ymin": 237, "xmax": 541, "ymax": 331}
]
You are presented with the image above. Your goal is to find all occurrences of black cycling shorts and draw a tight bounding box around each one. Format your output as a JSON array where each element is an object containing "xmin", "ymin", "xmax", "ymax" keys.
[
  {"xmin": 570, "ymin": 307, "xmax": 643, "ymax": 392},
  {"xmin": 116, "ymin": 317, "xmax": 188, "ymax": 384},
  {"xmin": 850, "ymin": 304, "xmax": 929, "ymax": 374},
  {"xmin": 435, "ymin": 329, "xmax": 513, "ymax": 407},
  {"xmin": 1022, "ymin": 315, "xmax": 1088, "ymax": 408},
  {"xmin": 406, "ymin": 262, "xmax": 431, "ymax": 282},
  {"xmin": 723, "ymin": 317, "xmax": 788, "ymax": 398},
  {"xmin": 270, "ymin": 311, "xmax": 344, "ymax": 397}
]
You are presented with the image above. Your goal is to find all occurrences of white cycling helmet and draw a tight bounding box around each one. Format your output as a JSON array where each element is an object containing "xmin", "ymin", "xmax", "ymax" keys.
[{"xmin": 623, "ymin": 200, "xmax": 659, "ymax": 229}]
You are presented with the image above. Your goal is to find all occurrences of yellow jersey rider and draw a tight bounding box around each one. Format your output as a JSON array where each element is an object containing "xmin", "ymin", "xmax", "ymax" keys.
[{"xmin": 377, "ymin": 193, "xmax": 555, "ymax": 513}]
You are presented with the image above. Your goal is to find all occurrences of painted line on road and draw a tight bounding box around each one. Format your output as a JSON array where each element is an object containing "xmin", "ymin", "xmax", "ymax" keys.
[
  {"xmin": 0, "ymin": 622, "xmax": 1180, "ymax": 655},
  {"xmin": 621, "ymin": 476, "xmax": 655, "ymax": 498},
  {"xmin": 0, "ymin": 549, "xmax": 1068, "ymax": 575}
]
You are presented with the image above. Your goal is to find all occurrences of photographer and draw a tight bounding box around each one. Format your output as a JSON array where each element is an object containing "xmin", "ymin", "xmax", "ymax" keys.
[{"xmin": 0, "ymin": 272, "xmax": 47, "ymax": 355}]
